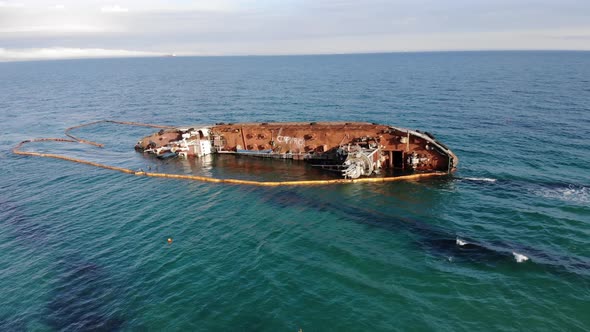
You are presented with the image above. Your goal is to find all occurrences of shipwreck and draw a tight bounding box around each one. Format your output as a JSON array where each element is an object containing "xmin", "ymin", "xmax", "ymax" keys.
[{"xmin": 135, "ymin": 122, "xmax": 458, "ymax": 179}]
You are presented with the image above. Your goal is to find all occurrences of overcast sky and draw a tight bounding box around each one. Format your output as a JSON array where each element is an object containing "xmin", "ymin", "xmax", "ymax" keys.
[{"xmin": 1, "ymin": 0, "xmax": 589, "ymax": 61}]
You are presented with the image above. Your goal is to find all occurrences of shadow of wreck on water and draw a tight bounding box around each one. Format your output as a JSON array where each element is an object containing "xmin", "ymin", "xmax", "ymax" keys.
[{"xmin": 257, "ymin": 186, "xmax": 590, "ymax": 277}]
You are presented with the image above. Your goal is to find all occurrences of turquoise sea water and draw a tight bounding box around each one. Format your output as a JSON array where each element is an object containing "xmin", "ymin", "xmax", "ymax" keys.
[{"xmin": 1, "ymin": 52, "xmax": 589, "ymax": 331}]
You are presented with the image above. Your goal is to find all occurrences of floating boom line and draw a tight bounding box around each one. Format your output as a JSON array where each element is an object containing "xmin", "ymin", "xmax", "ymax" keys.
[{"xmin": 13, "ymin": 120, "xmax": 448, "ymax": 187}]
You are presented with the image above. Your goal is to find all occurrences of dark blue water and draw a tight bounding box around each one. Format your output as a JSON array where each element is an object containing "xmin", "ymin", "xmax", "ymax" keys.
[{"xmin": 1, "ymin": 52, "xmax": 589, "ymax": 331}]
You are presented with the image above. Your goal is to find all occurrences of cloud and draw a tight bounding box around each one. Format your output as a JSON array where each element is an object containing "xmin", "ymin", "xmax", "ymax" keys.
[
  {"xmin": 0, "ymin": 1, "xmax": 23, "ymax": 7},
  {"xmin": 1, "ymin": 0, "xmax": 590, "ymax": 56},
  {"xmin": 0, "ymin": 47, "xmax": 163, "ymax": 61},
  {"xmin": 101, "ymin": 5, "xmax": 128, "ymax": 13},
  {"xmin": 0, "ymin": 24, "xmax": 107, "ymax": 34}
]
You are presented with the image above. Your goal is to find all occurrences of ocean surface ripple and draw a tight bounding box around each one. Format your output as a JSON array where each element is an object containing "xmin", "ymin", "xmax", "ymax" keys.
[{"xmin": 1, "ymin": 52, "xmax": 589, "ymax": 331}]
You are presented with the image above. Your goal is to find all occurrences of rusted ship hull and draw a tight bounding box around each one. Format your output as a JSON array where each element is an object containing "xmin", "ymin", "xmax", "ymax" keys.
[{"xmin": 135, "ymin": 122, "xmax": 458, "ymax": 179}]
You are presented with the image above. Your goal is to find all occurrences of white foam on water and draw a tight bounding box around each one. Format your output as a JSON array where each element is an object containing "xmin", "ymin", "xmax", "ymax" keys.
[
  {"xmin": 456, "ymin": 238, "xmax": 468, "ymax": 246},
  {"xmin": 513, "ymin": 252, "xmax": 530, "ymax": 263},
  {"xmin": 534, "ymin": 184, "xmax": 590, "ymax": 204},
  {"xmin": 462, "ymin": 177, "xmax": 497, "ymax": 183}
]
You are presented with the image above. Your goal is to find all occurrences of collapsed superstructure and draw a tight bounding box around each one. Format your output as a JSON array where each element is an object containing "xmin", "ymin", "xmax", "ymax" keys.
[{"xmin": 135, "ymin": 122, "xmax": 458, "ymax": 179}]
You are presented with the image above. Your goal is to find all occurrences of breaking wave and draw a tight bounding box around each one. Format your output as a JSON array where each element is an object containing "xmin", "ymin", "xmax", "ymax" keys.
[
  {"xmin": 460, "ymin": 177, "xmax": 497, "ymax": 183},
  {"xmin": 534, "ymin": 184, "xmax": 590, "ymax": 204},
  {"xmin": 513, "ymin": 252, "xmax": 530, "ymax": 263},
  {"xmin": 456, "ymin": 237, "xmax": 468, "ymax": 246}
]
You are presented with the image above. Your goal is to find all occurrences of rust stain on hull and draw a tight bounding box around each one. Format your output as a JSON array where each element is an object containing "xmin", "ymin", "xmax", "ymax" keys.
[
  {"xmin": 12, "ymin": 120, "xmax": 456, "ymax": 186},
  {"xmin": 136, "ymin": 122, "xmax": 458, "ymax": 179}
]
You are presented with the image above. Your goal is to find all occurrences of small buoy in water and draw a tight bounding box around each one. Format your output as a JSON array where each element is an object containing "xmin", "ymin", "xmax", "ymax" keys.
[{"xmin": 167, "ymin": 238, "xmax": 173, "ymax": 244}]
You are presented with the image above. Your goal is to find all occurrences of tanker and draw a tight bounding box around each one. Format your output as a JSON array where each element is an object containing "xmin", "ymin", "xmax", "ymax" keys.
[{"xmin": 135, "ymin": 122, "xmax": 458, "ymax": 179}]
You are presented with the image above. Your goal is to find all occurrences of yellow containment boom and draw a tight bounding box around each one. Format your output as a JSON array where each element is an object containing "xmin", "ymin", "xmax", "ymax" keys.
[{"xmin": 13, "ymin": 120, "xmax": 448, "ymax": 187}]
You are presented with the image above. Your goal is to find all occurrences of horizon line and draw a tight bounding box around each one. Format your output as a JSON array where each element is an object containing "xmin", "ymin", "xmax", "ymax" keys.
[{"xmin": 1, "ymin": 48, "xmax": 589, "ymax": 64}]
